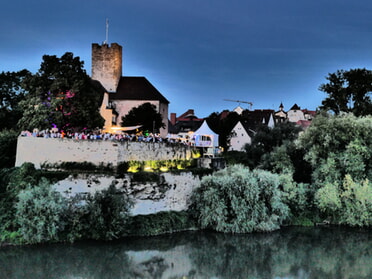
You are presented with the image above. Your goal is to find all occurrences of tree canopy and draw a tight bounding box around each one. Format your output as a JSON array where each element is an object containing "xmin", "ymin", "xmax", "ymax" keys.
[
  {"xmin": 298, "ymin": 113, "xmax": 372, "ymax": 184},
  {"xmin": 17, "ymin": 52, "xmax": 104, "ymax": 131},
  {"xmin": 0, "ymin": 70, "xmax": 31, "ymax": 130},
  {"xmin": 319, "ymin": 68, "xmax": 372, "ymax": 116},
  {"xmin": 206, "ymin": 110, "xmax": 240, "ymax": 150},
  {"xmin": 121, "ymin": 102, "xmax": 164, "ymax": 133}
]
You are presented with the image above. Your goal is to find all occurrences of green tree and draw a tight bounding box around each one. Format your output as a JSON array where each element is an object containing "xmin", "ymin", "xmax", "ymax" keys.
[
  {"xmin": 0, "ymin": 163, "xmax": 44, "ymax": 237},
  {"xmin": 18, "ymin": 52, "xmax": 104, "ymax": 131},
  {"xmin": 298, "ymin": 113, "xmax": 372, "ymax": 186},
  {"xmin": 15, "ymin": 178, "xmax": 67, "ymax": 244},
  {"xmin": 319, "ymin": 68, "xmax": 372, "ymax": 116},
  {"xmin": 315, "ymin": 175, "xmax": 372, "ymax": 226},
  {"xmin": 0, "ymin": 129, "xmax": 19, "ymax": 169},
  {"xmin": 0, "ymin": 70, "xmax": 31, "ymax": 130},
  {"xmin": 191, "ymin": 164, "xmax": 289, "ymax": 233},
  {"xmin": 85, "ymin": 184, "xmax": 133, "ymax": 240},
  {"xmin": 206, "ymin": 110, "xmax": 240, "ymax": 151},
  {"xmin": 243, "ymin": 122, "xmax": 302, "ymax": 169},
  {"xmin": 121, "ymin": 102, "xmax": 164, "ymax": 133}
]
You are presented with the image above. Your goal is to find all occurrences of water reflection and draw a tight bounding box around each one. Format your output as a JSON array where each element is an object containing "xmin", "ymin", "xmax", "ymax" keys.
[{"xmin": 0, "ymin": 227, "xmax": 370, "ymax": 279}]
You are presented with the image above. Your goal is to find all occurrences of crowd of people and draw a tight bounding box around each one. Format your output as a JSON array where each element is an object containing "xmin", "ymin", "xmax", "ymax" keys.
[{"xmin": 20, "ymin": 128, "xmax": 193, "ymax": 145}]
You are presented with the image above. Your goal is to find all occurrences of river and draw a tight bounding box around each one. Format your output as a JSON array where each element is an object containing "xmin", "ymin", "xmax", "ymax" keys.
[{"xmin": 0, "ymin": 226, "xmax": 371, "ymax": 279}]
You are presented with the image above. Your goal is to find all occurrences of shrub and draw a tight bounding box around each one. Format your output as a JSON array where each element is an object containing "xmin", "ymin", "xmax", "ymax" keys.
[
  {"xmin": 191, "ymin": 164, "xmax": 289, "ymax": 233},
  {"xmin": 278, "ymin": 173, "xmax": 315, "ymax": 225},
  {"xmin": 315, "ymin": 175, "xmax": 372, "ymax": 226},
  {"xmin": 127, "ymin": 211, "xmax": 196, "ymax": 236},
  {"xmin": 85, "ymin": 184, "xmax": 133, "ymax": 240},
  {"xmin": 15, "ymin": 178, "xmax": 67, "ymax": 244},
  {"xmin": 0, "ymin": 129, "xmax": 19, "ymax": 169}
]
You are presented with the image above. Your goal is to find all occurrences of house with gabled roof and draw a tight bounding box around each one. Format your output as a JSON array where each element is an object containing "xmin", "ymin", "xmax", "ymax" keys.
[
  {"xmin": 287, "ymin": 103, "xmax": 305, "ymax": 123},
  {"xmin": 92, "ymin": 42, "xmax": 169, "ymax": 137},
  {"xmin": 229, "ymin": 121, "xmax": 252, "ymax": 151}
]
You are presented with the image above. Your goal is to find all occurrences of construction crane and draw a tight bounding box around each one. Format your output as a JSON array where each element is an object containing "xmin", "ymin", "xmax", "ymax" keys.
[{"xmin": 224, "ymin": 99, "xmax": 253, "ymax": 110}]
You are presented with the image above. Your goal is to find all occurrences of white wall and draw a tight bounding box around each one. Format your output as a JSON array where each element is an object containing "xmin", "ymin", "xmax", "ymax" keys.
[
  {"xmin": 54, "ymin": 172, "xmax": 201, "ymax": 215},
  {"xmin": 15, "ymin": 137, "xmax": 193, "ymax": 168}
]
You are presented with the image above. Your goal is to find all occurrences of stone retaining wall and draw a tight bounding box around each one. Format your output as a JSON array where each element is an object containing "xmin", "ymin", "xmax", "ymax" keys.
[
  {"xmin": 53, "ymin": 172, "xmax": 201, "ymax": 215},
  {"xmin": 15, "ymin": 136, "xmax": 193, "ymax": 169}
]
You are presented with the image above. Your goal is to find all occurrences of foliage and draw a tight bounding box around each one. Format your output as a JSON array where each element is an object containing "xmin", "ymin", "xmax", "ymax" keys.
[
  {"xmin": 191, "ymin": 164, "xmax": 289, "ymax": 233},
  {"xmin": 260, "ymin": 142, "xmax": 295, "ymax": 174},
  {"xmin": 0, "ymin": 70, "xmax": 31, "ymax": 130},
  {"xmin": 223, "ymin": 150, "xmax": 251, "ymax": 167},
  {"xmin": 18, "ymin": 52, "xmax": 104, "ymax": 131},
  {"xmin": 84, "ymin": 184, "xmax": 133, "ymax": 240},
  {"xmin": 121, "ymin": 102, "xmax": 164, "ymax": 133},
  {"xmin": 315, "ymin": 175, "xmax": 372, "ymax": 226},
  {"xmin": 0, "ymin": 129, "xmax": 19, "ymax": 169},
  {"xmin": 259, "ymin": 141, "xmax": 312, "ymax": 183},
  {"xmin": 206, "ymin": 110, "xmax": 240, "ymax": 150},
  {"xmin": 298, "ymin": 113, "xmax": 372, "ymax": 186},
  {"xmin": 42, "ymin": 161, "xmax": 114, "ymax": 173},
  {"xmin": 132, "ymin": 171, "xmax": 160, "ymax": 183},
  {"xmin": 62, "ymin": 194, "xmax": 91, "ymax": 242},
  {"xmin": 319, "ymin": 68, "xmax": 372, "ymax": 116},
  {"xmin": 125, "ymin": 159, "xmax": 197, "ymax": 173},
  {"xmin": 0, "ymin": 163, "xmax": 43, "ymax": 234},
  {"xmin": 243, "ymin": 122, "xmax": 302, "ymax": 169},
  {"xmin": 127, "ymin": 211, "xmax": 196, "ymax": 236},
  {"xmin": 278, "ymin": 173, "xmax": 315, "ymax": 224},
  {"xmin": 15, "ymin": 178, "xmax": 67, "ymax": 244}
]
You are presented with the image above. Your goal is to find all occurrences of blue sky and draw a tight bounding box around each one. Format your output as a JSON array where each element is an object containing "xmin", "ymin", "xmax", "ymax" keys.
[{"xmin": 1, "ymin": 0, "xmax": 372, "ymax": 117}]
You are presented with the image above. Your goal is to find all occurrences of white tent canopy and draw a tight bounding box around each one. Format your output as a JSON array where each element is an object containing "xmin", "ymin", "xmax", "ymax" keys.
[{"xmin": 193, "ymin": 120, "xmax": 219, "ymax": 148}]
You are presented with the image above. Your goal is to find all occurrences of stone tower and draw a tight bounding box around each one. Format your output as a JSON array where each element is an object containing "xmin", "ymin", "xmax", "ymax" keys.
[{"xmin": 91, "ymin": 43, "xmax": 122, "ymax": 92}]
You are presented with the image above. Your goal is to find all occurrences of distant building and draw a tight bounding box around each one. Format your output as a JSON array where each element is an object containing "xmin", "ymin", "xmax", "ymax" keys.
[
  {"xmin": 92, "ymin": 43, "xmax": 169, "ymax": 137},
  {"xmin": 274, "ymin": 103, "xmax": 316, "ymax": 128},
  {"xmin": 274, "ymin": 102, "xmax": 287, "ymax": 123},
  {"xmin": 169, "ymin": 109, "xmax": 204, "ymax": 134},
  {"xmin": 229, "ymin": 121, "xmax": 252, "ymax": 151},
  {"xmin": 167, "ymin": 109, "xmax": 204, "ymax": 145},
  {"xmin": 287, "ymin": 103, "xmax": 305, "ymax": 123}
]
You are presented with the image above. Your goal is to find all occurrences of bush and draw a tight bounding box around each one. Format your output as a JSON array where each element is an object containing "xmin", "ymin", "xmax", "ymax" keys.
[
  {"xmin": 0, "ymin": 129, "xmax": 19, "ymax": 169},
  {"xmin": 84, "ymin": 184, "xmax": 133, "ymax": 240},
  {"xmin": 15, "ymin": 178, "xmax": 67, "ymax": 244},
  {"xmin": 278, "ymin": 173, "xmax": 315, "ymax": 225},
  {"xmin": 315, "ymin": 175, "xmax": 372, "ymax": 226},
  {"xmin": 127, "ymin": 211, "xmax": 196, "ymax": 236},
  {"xmin": 299, "ymin": 113, "xmax": 372, "ymax": 185},
  {"xmin": 191, "ymin": 164, "xmax": 289, "ymax": 233}
]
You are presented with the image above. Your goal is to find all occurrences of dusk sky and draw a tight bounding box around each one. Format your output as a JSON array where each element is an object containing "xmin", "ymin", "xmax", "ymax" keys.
[{"xmin": 1, "ymin": 0, "xmax": 372, "ymax": 117}]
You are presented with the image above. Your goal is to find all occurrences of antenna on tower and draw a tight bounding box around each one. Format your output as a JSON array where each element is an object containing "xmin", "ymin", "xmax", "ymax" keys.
[{"xmin": 104, "ymin": 18, "xmax": 109, "ymax": 45}]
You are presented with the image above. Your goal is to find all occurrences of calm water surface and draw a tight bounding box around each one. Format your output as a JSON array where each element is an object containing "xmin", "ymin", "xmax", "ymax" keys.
[{"xmin": 0, "ymin": 226, "xmax": 371, "ymax": 279}]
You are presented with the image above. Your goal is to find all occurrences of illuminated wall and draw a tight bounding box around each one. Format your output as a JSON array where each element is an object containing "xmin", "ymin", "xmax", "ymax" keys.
[{"xmin": 15, "ymin": 137, "xmax": 193, "ymax": 169}]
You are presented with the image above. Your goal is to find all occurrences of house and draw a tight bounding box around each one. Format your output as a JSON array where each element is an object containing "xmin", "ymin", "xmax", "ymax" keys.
[
  {"xmin": 229, "ymin": 121, "xmax": 252, "ymax": 151},
  {"xmin": 274, "ymin": 103, "xmax": 315, "ymax": 126},
  {"xmin": 228, "ymin": 109, "xmax": 275, "ymax": 151},
  {"xmin": 286, "ymin": 104, "xmax": 305, "ymax": 123},
  {"xmin": 92, "ymin": 43, "xmax": 169, "ymax": 137},
  {"xmin": 169, "ymin": 109, "xmax": 204, "ymax": 134},
  {"xmin": 274, "ymin": 102, "xmax": 287, "ymax": 123}
]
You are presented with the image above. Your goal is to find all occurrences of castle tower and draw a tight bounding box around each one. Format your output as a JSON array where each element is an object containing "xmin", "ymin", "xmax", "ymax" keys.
[{"xmin": 91, "ymin": 43, "xmax": 122, "ymax": 92}]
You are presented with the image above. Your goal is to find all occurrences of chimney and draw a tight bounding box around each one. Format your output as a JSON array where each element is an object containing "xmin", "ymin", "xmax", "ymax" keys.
[{"xmin": 170, "ymin": 113, "xmax": 177, "ymax": 125}]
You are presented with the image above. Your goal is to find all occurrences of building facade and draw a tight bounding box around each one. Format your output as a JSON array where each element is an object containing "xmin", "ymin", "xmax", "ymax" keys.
[{"xmin": 92, "ymin": 42, "xmax": 169, "ymax": 137}]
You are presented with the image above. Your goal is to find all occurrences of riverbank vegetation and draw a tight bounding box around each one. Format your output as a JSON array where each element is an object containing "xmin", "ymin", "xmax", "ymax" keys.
[{"xmin": 0, "ymin": 113, "xmax": 371, "ymax": 245}]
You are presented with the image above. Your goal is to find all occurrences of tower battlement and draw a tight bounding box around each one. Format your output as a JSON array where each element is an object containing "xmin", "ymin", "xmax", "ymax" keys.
[{"xmin": 91, "ymin": 43, "xmax": 122, "ymax": 92}]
